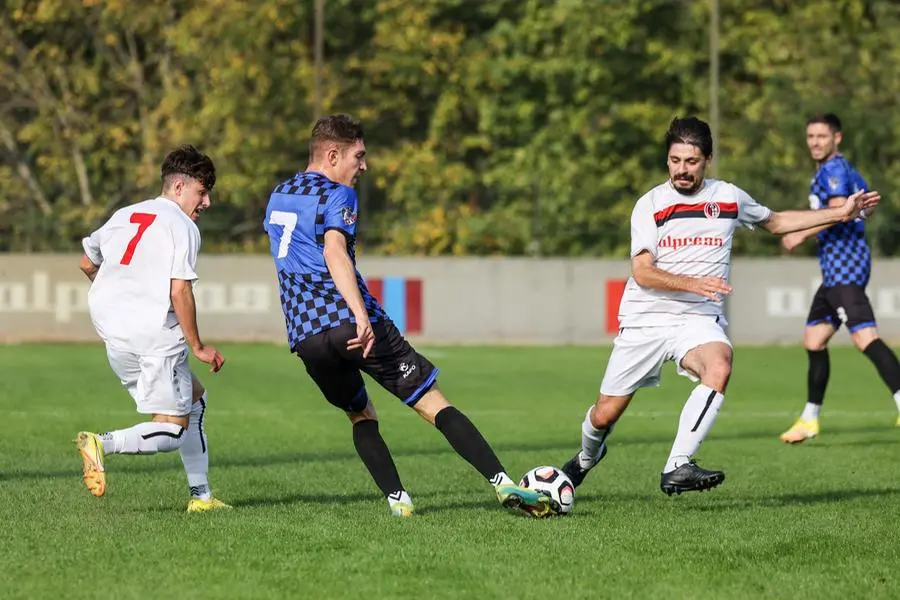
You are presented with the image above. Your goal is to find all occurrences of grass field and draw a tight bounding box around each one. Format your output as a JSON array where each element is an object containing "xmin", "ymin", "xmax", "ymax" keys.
[{"xmin": 1, "ymin": 343, "xmax": 898, "ymax": 599}]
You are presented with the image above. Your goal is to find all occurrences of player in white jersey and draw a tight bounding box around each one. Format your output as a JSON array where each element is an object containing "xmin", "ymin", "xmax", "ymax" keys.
[
  {"xmin": 74, "ymin": 145, "xmax": 230, "ymax": 512},
  {"xmin": 560, "ymin": 117, "xmax": 880, "ymax": 496}
]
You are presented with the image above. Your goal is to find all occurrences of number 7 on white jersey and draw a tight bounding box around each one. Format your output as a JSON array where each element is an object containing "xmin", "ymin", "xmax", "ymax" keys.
[{"xmin": 268, "ymin": 210, "xmax": 298, "ymax": 259}]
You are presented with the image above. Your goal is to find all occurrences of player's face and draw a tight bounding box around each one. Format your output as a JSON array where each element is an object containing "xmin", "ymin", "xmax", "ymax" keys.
[
  {"xmin": 667, "ymin": 143, "xmax": 708, "ymax": 195},
  {"xmin": 175, "ymin": 177, "xmax": 211, "ymax": 221},
  {"xmin": 335, "ymin": 140, "xmax": 367, "ymax": 187},
  {"xmin": 806, "ymin": 123, "xmax": 842, "ymax": 163}
]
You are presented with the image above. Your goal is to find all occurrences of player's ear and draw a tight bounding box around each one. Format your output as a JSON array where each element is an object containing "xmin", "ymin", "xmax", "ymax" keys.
[
  {"xmin": 834, "ymin": 131, "xmax": 843, "ymax": 146},
  {"xmin": 327, "ymin": 146, "xmax": 340, "ymax": 166}
]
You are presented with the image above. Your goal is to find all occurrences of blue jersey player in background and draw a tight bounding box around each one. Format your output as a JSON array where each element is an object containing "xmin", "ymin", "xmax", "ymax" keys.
[
  {"xmin": 264, "ymin": 114, "xmax": 550, "ymax": 517},
  {"xmin": 780, "ymin": 113, "xmax": 900, "ymax": 442}
]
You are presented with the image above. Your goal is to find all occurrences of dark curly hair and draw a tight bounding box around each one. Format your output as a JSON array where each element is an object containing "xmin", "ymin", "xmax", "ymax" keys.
[
  {"xmin": 161, "ymin": 144, "xmax": 216, "ymax": 191},
  {"xmin": 665, "ymin": 116, "xmax": 713, "ymax": 158}
]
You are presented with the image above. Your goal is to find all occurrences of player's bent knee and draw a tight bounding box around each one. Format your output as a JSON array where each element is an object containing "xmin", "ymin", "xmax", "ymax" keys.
[
  {"xmin": 702, "ymin": 360, "xmax": 732, "ymax": 392},
  {"xmin": 347, "ymin": 400, "xmax": 378, "ymax": 424},
  {"xmin": 592, "ymin": 394, "xmax": 631, "ymax": 427},
  {"xmin": 851, "ymin": 327, "xmax": 879, "ymax": 352},
  {"xmin": 413, "ymin": 387, "xmax": 450, "ymax": 426}
]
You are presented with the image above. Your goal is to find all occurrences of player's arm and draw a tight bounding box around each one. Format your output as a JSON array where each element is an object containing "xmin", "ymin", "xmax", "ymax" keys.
[
  {"xmin": 323, "ymin": 230, "xmax": 367, "ymax": 317},
  {"xmin": 323, "ymin": 229, "xmax": 369, "ymax": 314},
  {"xmin": 170, "ymin": 278, "xmax": 224, "ymax": 372},
  {"xmin": 171, "ymin": 224, "xmax": 224, "ymax": 372},
  {"xmin": 762, "ymin": 189, "xmax": 879, "ymax": 236},
  {"xmin": 79, "ymin": 227, "xmax": 105, "ymax": 281},
  {"xmin": 781, "ymin": 197, "xmax": 846, "ymax": 251},
  {"xmin": 171, "ymin": 279, "xmax": 203, "ymax": 351},
  {"xmin": 323, "ymin": 229, "xmax": 374, "ymax": 356},
  {"xmin": 79, "ymin": 255, "xmax": 99, "ymax": 281},
  {"xmin": 632, "ymin": 251, "xmax": 732, "ymax": 301},
  {"xmin": 321, "ymin": 188, "xmax": 374, "ymax": 357}
]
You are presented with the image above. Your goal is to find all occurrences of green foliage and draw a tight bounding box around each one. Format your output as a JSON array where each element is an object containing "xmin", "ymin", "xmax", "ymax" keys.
[{"xmin": 1, "ymin": 0, "xmax": 899, "ymax": 256}]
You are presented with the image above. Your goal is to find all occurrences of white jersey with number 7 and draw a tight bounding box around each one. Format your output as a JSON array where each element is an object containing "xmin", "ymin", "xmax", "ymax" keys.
[{"xmin": 82, "ymin": 196, "xmax": 200, "ymax": 356}]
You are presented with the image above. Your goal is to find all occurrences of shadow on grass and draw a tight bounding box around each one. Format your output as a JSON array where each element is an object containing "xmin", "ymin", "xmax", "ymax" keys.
[
  {"xmin": 674, "ymin": 487, "xmax": 900, "ymax": 512},
  {"xmin": 1, "ymin": 424, "xmax": 894, "ymax": 484}
]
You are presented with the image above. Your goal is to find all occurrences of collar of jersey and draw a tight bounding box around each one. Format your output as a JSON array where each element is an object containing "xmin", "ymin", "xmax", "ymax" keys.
[{"xmin": 303, "ymin": 170, "xmax": 330, "ymax": 181}]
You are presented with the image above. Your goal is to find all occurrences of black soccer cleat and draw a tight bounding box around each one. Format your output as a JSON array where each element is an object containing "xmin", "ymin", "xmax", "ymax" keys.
[
  {"xmin": 561, "ymin": 445, "xmax": 607, "ymax": 489},
  {"xmin": 660, "ymin": 460, "xmax": 725, "ymax": 496}
]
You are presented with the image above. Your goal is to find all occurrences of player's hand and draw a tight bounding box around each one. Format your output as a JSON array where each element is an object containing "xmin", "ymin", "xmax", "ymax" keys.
[
  {"xmin": 348, "ymin": 319, "xmax": 375, "ymax": 359},
  {"xmin": 690, "ymin": 276, "xmax": 732, "ymax": 301},
  {"xmin": 193, "ymin": 344, "xmax": 225, "ymax": 373},
  {"xmin": 782, "ymin": 232, "xmax": 804, "ymax": 252},
  {"xmin": 841, "ymin": 190, "xmax": 881, "ymax": 220}
]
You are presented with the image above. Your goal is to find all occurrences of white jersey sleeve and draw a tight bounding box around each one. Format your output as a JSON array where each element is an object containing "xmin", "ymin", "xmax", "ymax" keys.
[
  {"xmin": 630, "ymin": 196, "xmax": 658, "ymax": 258},
  {"xmin": 171, "ymin": 220, "xmax": 200, "ymax": 281},
  {"xmin": 735, "ymin": 185, "xmax": 772, "ymax": 229},
  {"xmin": 82, "ymin": 226, "xmax": 106, "ymax": 266}
]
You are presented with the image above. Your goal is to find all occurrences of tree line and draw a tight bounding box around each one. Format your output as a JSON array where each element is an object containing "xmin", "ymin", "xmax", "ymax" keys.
[{"xmin": 2, "ymin": 0, "xmax": 898, "ymax": 257}]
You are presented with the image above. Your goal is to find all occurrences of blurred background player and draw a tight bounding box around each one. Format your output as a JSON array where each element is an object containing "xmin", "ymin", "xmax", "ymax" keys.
[
  {"xmin": 264, "ymin": 114, "xmax": 550, "ymax": 517},
  {"xmin": 779, "ymin": 113, "xmax": 900, "ymax": 443},
  {"xmin": 560, "ymin": 117, "xmax": 880, "ymax": 495},
  {"xmin": 75, "ymin": 145, "xmax": 229, "ymax": 512}
]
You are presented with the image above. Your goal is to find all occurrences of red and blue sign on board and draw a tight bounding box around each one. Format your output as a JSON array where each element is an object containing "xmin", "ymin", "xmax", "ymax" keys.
[{"xmin": 367, "ymin": 277, "xmax": 423, "ymax": 335}]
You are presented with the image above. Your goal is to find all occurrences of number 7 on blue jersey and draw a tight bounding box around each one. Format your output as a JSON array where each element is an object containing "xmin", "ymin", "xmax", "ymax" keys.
[{"xmin": 268, "ymin": 210, "xmax": 298, "ymax": 259}]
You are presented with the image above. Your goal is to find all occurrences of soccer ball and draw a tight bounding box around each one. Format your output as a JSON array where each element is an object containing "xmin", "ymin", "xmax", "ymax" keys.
[{"xmin": 519, "ymin": 466, "xmax": 575, "ymax": 516}]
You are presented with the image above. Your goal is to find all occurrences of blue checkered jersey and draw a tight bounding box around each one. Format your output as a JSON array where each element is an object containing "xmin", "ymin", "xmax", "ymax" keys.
[
  {"xmin": 264, "ymin": 171, "xmax": 385, "ymax": 351},
  {"xmin": 809, "ymin": 154, "xmax": 871, "ymax": 286}
]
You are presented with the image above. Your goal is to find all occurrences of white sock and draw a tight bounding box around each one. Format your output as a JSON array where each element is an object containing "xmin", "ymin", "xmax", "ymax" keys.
[
  {"xmin": 490, "ymin": 472, "xmax": 514, "ymax": 487},
  {"xmin": 664, "ymin": 385, "xmax": 725, "ymax": 473},
  {"xmin": 387, "ymin": 490, "xmax": 413, "ymax": 508},
  {"xmin": 180, "ymin": 394, "xmax": 211, "ymax": 500},
  {"xmin": 893, "ymin": 391, "xmax": 900, "ymax": 413},
  {"xmin": 801, "ymin": 402, "xmax": 822, "ymax": 422},
  {"xmin": 579, "ymin": 406, "xmax": 611, "ymax": 469},
  {"xmin": 100, "ymin": 422, "xmax": 185, "ymax": 454}
]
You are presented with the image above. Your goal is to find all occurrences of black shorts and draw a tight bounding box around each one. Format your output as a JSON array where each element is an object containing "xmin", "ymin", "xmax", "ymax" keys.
[
  {"xmin": 294, "ymin": 320, "xmax": 438, "ymax": 412},
  {"xmin": 806, "ymin": 284, "xmax": 877, "ymax": 333}
]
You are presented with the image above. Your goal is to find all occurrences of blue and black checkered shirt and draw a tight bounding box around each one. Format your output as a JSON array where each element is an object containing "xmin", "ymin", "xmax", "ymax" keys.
[
  {"xmin": 264, "ymin": 171, "xmax": 385, "ymax": 351},
  {"xmin": 809, "ymin": 154, "xmax": 871, "ymax": 287}
]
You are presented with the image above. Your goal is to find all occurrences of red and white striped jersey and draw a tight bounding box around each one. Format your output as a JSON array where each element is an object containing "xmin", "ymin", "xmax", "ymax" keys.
[{"xmin": 618, "ymin": 179, "xmax": 772, "ymax": 327}]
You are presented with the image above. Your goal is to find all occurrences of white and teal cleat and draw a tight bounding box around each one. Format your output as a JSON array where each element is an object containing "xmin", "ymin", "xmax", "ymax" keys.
[{"xmin": 496, "ymin": 484, "xmax": 552, "ymax": 518}]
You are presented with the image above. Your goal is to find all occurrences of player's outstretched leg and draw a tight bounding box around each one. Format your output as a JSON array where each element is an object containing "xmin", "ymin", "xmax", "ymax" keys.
[
  {"xmin": 181, "ymin": 380, "xmax": 231, "ymax": 513},
  {"xmin": 661, "ymin": 384, "xmax": 726, "ymax": 495},
  {"xmin": 349, "ymin": 398, "xmax": 413, "ymax": 516},
  {"xmin": 781, "ymin": 348, "xmax": 828, "ymax": 444},
  {"xmin": 561, "ymin": 394, "xmax": 630, "ymax": 489},
  {"xmin": 74, "ymin": 421, "xmax": 185, "ymax": 497},
  {"xmin": 415, "ymin": 389, "xmax": 550, "ymax": 517}
]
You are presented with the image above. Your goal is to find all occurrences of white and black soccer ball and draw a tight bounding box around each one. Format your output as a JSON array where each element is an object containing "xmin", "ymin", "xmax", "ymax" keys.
[{"xmin": 519, "ymin": 466, "xmax": 575, "ymax": 516}]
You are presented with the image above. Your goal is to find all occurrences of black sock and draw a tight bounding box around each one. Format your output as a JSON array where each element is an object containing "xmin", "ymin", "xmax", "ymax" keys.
[
  {"xmin": 434, "ymin": 406, "xmax": 506, "ymax": 484},
  {"xmin": 807, "ymin": 349, "xmax": 830, "ymax": 405},
  {"xmin": 863, "ymin": 339, "xmax": 900, "ymax": 394},
  {"xmin": 352, "ymin": 420, "xmax": 404, "ymax": 497}
]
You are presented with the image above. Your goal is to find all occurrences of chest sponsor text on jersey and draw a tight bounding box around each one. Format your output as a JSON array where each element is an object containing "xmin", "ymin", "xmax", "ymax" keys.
[{"xmin": 658, "ymin": 235, "xmax": 725, "ymax": 250}]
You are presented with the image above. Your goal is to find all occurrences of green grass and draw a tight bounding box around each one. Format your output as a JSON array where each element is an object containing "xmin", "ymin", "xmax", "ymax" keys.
[{"xmin": 1, "ymin": 344, "xmax": 898, "ymax": 599}]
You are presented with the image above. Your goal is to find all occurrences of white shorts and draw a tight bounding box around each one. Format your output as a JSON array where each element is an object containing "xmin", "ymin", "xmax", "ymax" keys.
[
  {"xmin": 106, "ymin": 345, "xmax": 193, "ymax": 416},
  {"xmin": 599, "ymin": 318, "xmax": 732, "ymax": 397}
]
